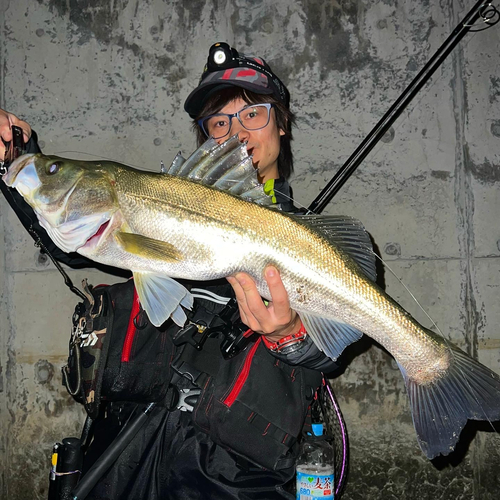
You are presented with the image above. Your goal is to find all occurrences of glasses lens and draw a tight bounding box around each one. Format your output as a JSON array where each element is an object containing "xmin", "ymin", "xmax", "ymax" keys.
[
  {"xmin": 238, "ymin": 104, "xmax": 271, "ymax": 131},
  {"xmin": 203, "ymin": 115, "xmax": 231, "ymax": 139}
]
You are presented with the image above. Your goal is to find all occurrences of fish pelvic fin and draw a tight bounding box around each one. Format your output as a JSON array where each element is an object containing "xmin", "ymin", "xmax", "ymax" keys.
[
  {"xmin": 133, "ymin": 272, "xmax": 193, "ymax": 327},
  {"xmin": 398, "ymin": 338, "xmax": 500, "ymax": 459},
  {"xmin": 300, "ymin": 313, "xmax": 364, "ymax": 361},
  {"xmin": 115, "ymin": 232, "xmax": 183, "ymax": 262}
]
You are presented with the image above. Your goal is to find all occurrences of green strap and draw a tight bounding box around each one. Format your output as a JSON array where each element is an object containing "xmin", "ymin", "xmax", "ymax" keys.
[{"xmin": 263, "ymin": 178, "xmax": 277, "ymax": 204}]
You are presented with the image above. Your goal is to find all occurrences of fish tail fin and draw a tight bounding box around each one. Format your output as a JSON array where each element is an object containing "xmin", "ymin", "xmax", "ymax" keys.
[{"xmin": 399, "ymin": 342, "xmax": 500, "ymax": 459}]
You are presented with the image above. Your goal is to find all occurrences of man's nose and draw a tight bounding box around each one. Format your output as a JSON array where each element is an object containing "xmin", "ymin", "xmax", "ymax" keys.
[{"xmin": 229, "ymin": 117, "xmax": 250, "ymax": 141}]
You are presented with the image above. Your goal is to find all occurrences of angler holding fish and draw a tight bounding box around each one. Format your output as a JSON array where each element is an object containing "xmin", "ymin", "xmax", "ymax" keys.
[
  {"xmin": 2, "ymin": 41, "xmax": 500, "ymax": 500},
  {"xmin": 0, "ymin": 44, "xmax": 341, "ymax": 499}
]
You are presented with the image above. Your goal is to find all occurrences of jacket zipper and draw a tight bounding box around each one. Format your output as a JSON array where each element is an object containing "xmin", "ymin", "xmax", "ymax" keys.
[
  {"xmin": 223, "ymin": 337, "xmax": 261, "ymax": 407},
  {"xmin": 121, "ymin": 286, "xmax": 141, "ymax": 362}
]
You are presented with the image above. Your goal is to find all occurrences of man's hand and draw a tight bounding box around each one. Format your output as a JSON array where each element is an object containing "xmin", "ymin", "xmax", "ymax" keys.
[
  {"xmin": 0, "ymin": 109, "xmax": 32, "ymax": 161},
  {"xmin": 226, "ymin": 266, "xmax": 301, "ymax": 342}
]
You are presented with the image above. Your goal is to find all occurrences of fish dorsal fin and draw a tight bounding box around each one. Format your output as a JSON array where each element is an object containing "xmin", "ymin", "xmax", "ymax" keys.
[
  {"xmin": 297, "ymin": 214, "xmax": 377, "ymax": 282},
  {"xmin": 165, "ymin": 152, "xmax": 186, "ymax": 176},
  {"xmin": 164, "ymin": 136, "xmax": 273, "ymax": 206}
]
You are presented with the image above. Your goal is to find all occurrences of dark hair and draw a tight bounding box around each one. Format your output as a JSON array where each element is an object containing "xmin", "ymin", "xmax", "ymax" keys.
[{"xmin": 193, "ymin": 87, "xmax": 296, "ymax": 179}]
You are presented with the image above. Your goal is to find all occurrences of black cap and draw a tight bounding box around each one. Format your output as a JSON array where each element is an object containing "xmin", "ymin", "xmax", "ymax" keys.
[{"xmin": 184, "ymin": 42, "xmax": 290, "ymax": 118}]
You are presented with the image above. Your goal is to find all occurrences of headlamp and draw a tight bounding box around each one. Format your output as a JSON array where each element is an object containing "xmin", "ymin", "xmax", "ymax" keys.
[
  {"xmin": 207, "ymin": 42, "xmax": 239, "ymax": 71},
  {"xmin": 184, "ymin": 42, "xmax": 291, "ymax": 117},
  {"xmin": 213, "ymin": 49, "xmax": 227, "ymax": 65}
]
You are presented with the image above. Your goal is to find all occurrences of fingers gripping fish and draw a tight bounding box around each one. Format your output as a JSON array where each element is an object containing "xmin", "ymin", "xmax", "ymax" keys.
[{"xmin": 4, "ymin": 136, "xmax": 500, "ymax": 460}]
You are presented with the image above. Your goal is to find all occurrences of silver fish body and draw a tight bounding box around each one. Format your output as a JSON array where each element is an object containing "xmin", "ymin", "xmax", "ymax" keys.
[{"xmin": 4, "ymin": 137, "xmax": 500, "ymax": 460}]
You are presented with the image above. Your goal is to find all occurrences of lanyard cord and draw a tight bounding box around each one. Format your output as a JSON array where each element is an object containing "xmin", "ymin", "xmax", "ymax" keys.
[{"xmin": 27, "ymin": 224, "xmax": 88, "ymax": 301}]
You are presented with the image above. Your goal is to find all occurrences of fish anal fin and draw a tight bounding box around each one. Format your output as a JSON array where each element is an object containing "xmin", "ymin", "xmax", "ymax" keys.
[
  {"xmin": 300, "ymin": 313, "xmax": 363, "ymax": 361},
  {"xmin": 115, "ymin": 232, "xmax": 183, "ymax": 262},
  {"xmin": 133, "ymin": 271, "xmax": 193, "ymax": 327}
]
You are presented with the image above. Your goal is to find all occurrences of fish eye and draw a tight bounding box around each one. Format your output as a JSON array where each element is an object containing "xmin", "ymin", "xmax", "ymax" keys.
[{"xmin": 47, "ymin": 161, "xmax": 61, "ymax": 175}]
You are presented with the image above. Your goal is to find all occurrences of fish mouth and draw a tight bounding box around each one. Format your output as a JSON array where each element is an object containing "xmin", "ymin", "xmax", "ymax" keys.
[{"xmin": 3, "ymin": 154, "xmax": 37, "ymax": 187}]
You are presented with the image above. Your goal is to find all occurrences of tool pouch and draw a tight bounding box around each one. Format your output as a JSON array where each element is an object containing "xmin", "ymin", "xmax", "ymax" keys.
[
  {"xmin": 62, "ymin": 280, "xmax": 114, "ymax": 419},
  {"xmin": 63, "ymin": 279, "xmax": 174, "ymax": 419}
]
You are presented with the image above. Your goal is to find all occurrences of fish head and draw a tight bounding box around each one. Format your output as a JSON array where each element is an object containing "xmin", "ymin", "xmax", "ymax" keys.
[{"xmin": 4, "ymin": 153, "xmax": 119, "ymax": 253}]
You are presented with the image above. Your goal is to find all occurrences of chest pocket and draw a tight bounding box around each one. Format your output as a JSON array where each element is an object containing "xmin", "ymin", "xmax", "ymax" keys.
[{"xmin": 180, "ymin": 337, "xmax": 320, "ymax": 471}]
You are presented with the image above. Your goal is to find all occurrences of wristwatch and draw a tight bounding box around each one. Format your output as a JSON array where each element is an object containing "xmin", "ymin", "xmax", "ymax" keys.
[{"xmin": 262, "ymin": 322, "xmax": 308, "ymax": 355}]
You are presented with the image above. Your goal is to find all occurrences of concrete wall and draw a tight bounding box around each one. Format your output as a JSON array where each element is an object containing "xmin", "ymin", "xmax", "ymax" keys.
[{"xmin": 1, "ymin": 0, "xmax": 499, "ymax": 498}]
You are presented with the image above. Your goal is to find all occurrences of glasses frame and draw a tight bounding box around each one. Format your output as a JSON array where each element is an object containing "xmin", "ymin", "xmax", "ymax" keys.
[{"xmin": 198, "ymin": 103, "xmax": 274, "ymax": 139}]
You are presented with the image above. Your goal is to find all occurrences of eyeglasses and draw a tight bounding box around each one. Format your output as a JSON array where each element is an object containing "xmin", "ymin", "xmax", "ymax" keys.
[{"xmin": 198, "ymin": 103, "xmax": 274, "ymax": 140}]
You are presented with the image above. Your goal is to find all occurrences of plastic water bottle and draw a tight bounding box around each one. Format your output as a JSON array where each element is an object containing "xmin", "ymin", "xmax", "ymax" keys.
[{"xmin": 296, "ymin": 423, "xmax": 335, "ymax": 499}]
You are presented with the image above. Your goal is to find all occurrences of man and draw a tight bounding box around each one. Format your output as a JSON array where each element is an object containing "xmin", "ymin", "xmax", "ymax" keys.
[{"xmin": 0, "ymin": 43, "xmax": 338, "ymax": 499}]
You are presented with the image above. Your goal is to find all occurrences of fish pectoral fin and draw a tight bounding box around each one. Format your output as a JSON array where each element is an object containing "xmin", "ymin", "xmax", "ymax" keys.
[
  {"xmin": 398, "ymin": 336, "xmax": 500, "ymax": 459},
  {"xmin": 133, "ymin": 271, "xmax": 194, "ymax": 327},
  {"xmin": 115, "ymin": 232, "xmax": 183, "ymax": 262},
  {"xmin": 299, "ymin": 313, "xmax": 364, "ymax": 361}
]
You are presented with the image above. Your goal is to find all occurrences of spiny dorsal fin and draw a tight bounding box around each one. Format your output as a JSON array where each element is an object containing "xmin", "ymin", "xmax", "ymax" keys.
[
  {"xmin": 164, "ymin": 136, "xmax": 273, "ymax": 206},
  {"xmin": 165, "ymin": 152, "xmax": 186, "ymax": 176},
  {"xmin": 296, "ymin": 214, "xmax": 377, "ymax": 281}
]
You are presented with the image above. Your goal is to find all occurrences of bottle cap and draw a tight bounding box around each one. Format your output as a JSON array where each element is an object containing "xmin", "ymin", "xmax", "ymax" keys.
[{"xmin": 312, "ymin": 423, "xmax": 324, "ymax": 436}]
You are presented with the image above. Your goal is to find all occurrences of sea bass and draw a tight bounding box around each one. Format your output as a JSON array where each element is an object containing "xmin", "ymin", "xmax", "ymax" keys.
[{"xmin": 4, "ymin": 136, "xmax": 500, "ymax": 459}]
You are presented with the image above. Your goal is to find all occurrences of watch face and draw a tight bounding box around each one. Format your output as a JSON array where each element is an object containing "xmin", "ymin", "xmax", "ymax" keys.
[{"xmin": 279, "ymin": 342, "xmax": 306, "ymax": 355}]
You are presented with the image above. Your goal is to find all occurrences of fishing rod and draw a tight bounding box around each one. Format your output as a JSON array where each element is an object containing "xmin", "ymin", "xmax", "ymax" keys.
[{"xmin": 307, "ymin": 0, "xmax": 499, "ymax": 215}]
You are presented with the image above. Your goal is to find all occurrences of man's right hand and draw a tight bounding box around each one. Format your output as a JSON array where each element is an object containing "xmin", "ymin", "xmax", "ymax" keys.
[{"xmin": 0, "ymin": 109, "xmax": 32, "ymax": 161}]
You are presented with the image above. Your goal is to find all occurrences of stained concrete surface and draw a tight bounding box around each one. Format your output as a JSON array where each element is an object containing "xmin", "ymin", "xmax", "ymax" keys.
[{"xmin": 1, "ymin": 0, "xmax": 499, "ymax": 498}]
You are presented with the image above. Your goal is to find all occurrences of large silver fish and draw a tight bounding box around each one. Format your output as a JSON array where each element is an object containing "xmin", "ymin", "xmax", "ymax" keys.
[{"xmin": 4, "ymin": 136, "xmax": 500, "ymax": 459}]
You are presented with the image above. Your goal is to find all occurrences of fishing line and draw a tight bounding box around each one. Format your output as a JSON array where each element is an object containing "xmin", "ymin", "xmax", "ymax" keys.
[{"xmin": 371, "ymin": 254, "xmax": 446, "ymax": 337}]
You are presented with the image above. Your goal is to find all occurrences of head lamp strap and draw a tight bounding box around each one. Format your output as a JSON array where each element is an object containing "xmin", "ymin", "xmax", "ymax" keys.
[{"xmin": 234, "ymin": 58, "xmax": 288, "ymax": 104}]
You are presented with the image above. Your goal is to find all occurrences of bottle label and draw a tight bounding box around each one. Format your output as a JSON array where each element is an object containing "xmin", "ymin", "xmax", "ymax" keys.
[{"xmin": 296, "ymin": 471, "xmax": 334, "ymax": 499}]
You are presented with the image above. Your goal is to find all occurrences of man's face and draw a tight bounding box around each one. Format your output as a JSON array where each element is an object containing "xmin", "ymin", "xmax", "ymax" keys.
[{"xmin": 215, "ymin": 98, "xmax": 284, "ymax": 183}]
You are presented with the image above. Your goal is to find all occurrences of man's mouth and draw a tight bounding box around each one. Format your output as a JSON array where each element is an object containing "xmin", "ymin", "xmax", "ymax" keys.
[{"xmin": 246, "ymin": 147, "xmax": 258, "ymax": 168}]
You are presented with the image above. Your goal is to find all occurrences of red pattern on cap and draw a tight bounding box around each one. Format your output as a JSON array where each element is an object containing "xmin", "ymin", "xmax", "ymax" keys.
[{"xmin": 237, "ymin": 69, "xmax": 257, "ymax": 77}]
